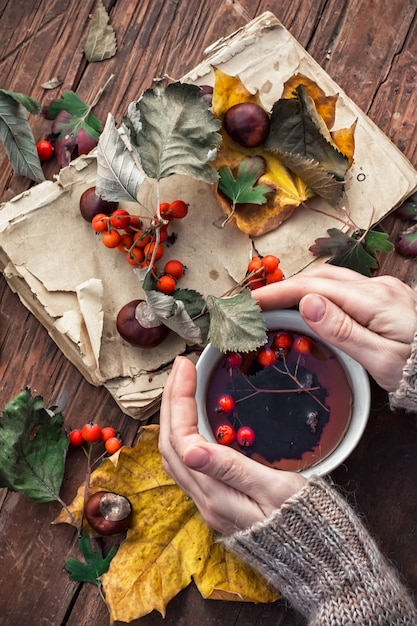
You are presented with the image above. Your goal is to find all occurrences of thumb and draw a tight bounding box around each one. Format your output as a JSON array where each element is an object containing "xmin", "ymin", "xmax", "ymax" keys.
[{"xmin": 299, "ymin": 293, "xmax": 372, "ymax": 363}]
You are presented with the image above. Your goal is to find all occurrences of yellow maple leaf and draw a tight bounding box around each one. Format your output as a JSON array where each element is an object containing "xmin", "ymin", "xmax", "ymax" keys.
[{"xmin": 55, "ymin": 425, "xmax": 278, "ymax": 622}]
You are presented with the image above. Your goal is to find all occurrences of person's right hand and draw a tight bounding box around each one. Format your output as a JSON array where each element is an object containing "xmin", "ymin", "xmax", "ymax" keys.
[{"xmin": 253, "ymin": 265, "xmax": 417, "ymax": 392}]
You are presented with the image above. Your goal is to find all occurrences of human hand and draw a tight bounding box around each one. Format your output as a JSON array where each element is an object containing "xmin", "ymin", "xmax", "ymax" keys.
[
  {"xmin": 159, "ymin": 356, "xmax": 306, "ymax": 535},
  {"xmin": 254, "ymin": 265, "xmax": 417, "ymax": 391}
]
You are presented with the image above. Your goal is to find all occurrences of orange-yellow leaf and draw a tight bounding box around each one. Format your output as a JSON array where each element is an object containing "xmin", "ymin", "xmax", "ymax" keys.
[
  {"xmin": 331, "ymin": 120, "xmax": 357, "ymax": 166},
  {"xmin": 212, "ymin": 129, "xmax": 312, "ymax": 235},
  {"xmin": 211, "ymin": 67, "xmax": 261, "ymax": 118},
  {"xmin": 282, "ymin": 73, "xmax": 338, "ymax": 130},
  {"xmin": 55, "ymin": 426, "xmax": 278, "ymax": 622}
]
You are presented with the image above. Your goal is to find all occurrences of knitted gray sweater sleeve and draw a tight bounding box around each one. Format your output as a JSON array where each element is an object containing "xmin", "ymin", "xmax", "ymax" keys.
[
  {"xmin": 389, "ymin": 322, "xmax": 417, "ymax": 411},
  {"xmin": 223, "ymin": 476, "xmax": 417, "ymax": 624}
]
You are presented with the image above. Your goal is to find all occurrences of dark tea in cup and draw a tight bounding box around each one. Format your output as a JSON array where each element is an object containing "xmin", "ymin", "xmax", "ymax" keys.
[{"xmin": 205, "ymin": 329, "xmax": 352, "ymax": 472}]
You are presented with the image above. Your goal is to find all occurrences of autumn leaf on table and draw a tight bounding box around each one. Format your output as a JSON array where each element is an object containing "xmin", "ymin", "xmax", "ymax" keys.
[
  {"xmin": 42, "ymin": 91, "xmax": 103, "ymax": 167},
  {"xmin": 309, "ymin": 227, "xmax": 394, "ymax": 276},
  {"xmin": 265, "ymin": 84, "xmax": 349, "ymax": 205},
  {"xmin": 54, "ymin": 426, "xmax": 278, "ymax": 622},
  {"xmin": 0, "ymin": 389, "xmax": 68, "ymax": 502},
  {"xmin": 125, "ymin": 81, "xmax": 222, "ymax": 183},
  {"xmin": 143, "ymin": 286, "xmax": 209, "ymax": 346},
  {"xmin": 142, "ymin": 279, "xmax": 267, "ymax": 353},
  {"xmin": 281, "ymin": 73, "xmax": 356, "ymax": 166},
  {"xmin": 0, "ymin": 89, "xmax": 44, "ymax": 182},
  {"xmin": 84, "ymin": 0, "xmax": 117, "ymax": 62},
  {"xmin": 213, "ymin": 130, "xmax": 311, "ymax": 235},
  {"xmin": 96, "ymin": 112, "xmax": 146, "ymax": 203}
]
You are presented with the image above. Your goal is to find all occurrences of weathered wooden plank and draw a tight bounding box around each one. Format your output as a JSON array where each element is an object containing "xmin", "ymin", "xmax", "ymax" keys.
[{"xmin": 0, "ymin": 0, "xmax": 416, "ymax": 624}]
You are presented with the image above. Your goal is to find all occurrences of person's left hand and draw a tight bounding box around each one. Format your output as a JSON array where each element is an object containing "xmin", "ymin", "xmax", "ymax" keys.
[{"xmin": 159, "ymin": 355, "xmax": 306, "ymax": 535}]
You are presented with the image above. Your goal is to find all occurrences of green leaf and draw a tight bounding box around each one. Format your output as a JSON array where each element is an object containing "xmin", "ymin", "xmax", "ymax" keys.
[
  {"xmin": 84, "ymin": 0, "xmax": 117, "ymax": 62},
  {"xmin": 206, "ymin": 290, "xmax": 267, "ymax": 353},
  {"xmin": 0, "ymin": 389, "xmax": 69, "ymax": 502},
  {"xmin": 128, "ymin": 82, "xmax": 221, "ymax": 182},
  {"xmin": 43, "ymin": 91, "xmax": 103, "ymax": 166},
  {"xmin": 65, "ymin": 533, "xmax": 117, "ymax": 586},
  {"xmin": 0, "ymin": 89, "xmax": 41, "ymax": 115},
  {"xmin": 265, "ymin": 85, "xmax": 349, "ymax": 205},
  {"xmin": 396, "ymin": 194, "xmax": 417, "ymax": 221},
  {"xmin": 43, "ymin": 92, "xmax": 102, "ymax": 131},
  {"xmin": 397, "ymin": 223, "xmax": 417, "ymax": 257},
  {"xmin": 218, "ymin": 157, "xmax": 272, "ymax": 206},
  {"xmin": 0, "ymin": 90, "xmax": 45, "ymax": 182},
  {"xmin": 309, "ymin": 227, "xmax": 392, "ymax": 276},
  {"xmin": 361, "ymin": 229, "xmax": 394, "ymax": 255}
]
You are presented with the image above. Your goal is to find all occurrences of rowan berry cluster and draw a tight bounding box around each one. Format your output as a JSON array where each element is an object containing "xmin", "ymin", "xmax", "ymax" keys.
[
  {"xmin": 68, "ymin": 422, "xmax": 123, "ymax": 454},
  {"xmin": 91, "ymin": 199, "xmax": 188, "ymax": 295},
  {"xmin": 244, "ymin": 253, "xmax": 284, "ymax": 290}
]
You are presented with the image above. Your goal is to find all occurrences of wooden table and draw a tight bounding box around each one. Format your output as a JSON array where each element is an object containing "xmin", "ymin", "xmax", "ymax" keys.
[{"xmin": 1, "ymin": 1, "xmax": 416, "ymax": 624}]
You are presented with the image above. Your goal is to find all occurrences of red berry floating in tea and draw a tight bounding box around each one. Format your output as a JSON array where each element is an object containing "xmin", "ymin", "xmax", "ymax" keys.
[
  {"xmin": 273, "ymin": 332, "xmax": 293, "ymax": 352},
  {"xmin": 216, "ymin": 394, "xmax": 235, "ymax": 413},
  {"xmin": 257, "ymin": 347, "xmax": 276, "ymax": 367},
  {"xmin": 236, "ymin": 426, "xmax": 255, "ymax": 447},
  {"xmin": 294, "ymin": 336, "xmax": 313, "ymax": 355},
  {"xmin": 225, "ymin": 352, "xmax": 243, "ymax": 369},
  {"xmin": 216, "ymin": 424, "xmax": 236, "ymax": 445}
]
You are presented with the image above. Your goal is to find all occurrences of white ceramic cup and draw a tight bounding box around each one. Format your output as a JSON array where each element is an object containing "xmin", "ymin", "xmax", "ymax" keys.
[{"xmin": 195, "ymin": 309, "xmax": 371, "ymax": 477}]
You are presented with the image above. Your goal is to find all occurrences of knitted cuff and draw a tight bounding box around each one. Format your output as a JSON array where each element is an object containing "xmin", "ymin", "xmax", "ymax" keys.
[
  {"xmin": 389, "ymin": 326, "xmax": 417, "ymax": 412},
  {"xmin": 223, "ymin": 476, "xmax": 417, "ymax": 624}
]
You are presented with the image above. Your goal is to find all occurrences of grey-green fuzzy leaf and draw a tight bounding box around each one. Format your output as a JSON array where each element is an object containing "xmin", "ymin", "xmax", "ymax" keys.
[
  {"xmin": 96, "ymin": 112, "xmax": 145, "ymax": 203},
  {"xmin": 129, "ymin": 82, "xmax": 221, "ymax": 182},
  {"xmin": 0, "ymin": 91, "xmax": 45, "ymax": 182}
]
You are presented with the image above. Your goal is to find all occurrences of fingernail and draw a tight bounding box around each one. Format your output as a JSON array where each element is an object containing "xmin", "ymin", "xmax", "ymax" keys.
[
  {"xmin": 301, "ymin": 294, "xmax": 326, "ymax": 322},
  {"xmin": 184, "ymin": 446, "xmax": 210, "ymax": 469}
]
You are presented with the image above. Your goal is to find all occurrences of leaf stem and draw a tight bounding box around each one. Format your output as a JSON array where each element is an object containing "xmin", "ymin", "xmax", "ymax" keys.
[
  {"xmin": 90, "ymin": 74, "xmax": 115, "ymax": 109},
  {"xmin": 301, "ymin": 201, "xmax": 359, "ymax": 231},
  {"xmin": 55, "ymin": 494, "xmax": 82, "ymax": 535}
]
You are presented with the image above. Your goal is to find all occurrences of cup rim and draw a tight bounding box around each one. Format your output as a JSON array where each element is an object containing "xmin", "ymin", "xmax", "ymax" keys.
[{"xmin": 195, "ymin": 309, "xmax": 371, "ymax": 477}]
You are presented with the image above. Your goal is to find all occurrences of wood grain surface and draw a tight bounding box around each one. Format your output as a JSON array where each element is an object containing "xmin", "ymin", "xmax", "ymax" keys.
[{"xmin": 0, "ymin": 1, "xmax": 416, "ymax": 624}]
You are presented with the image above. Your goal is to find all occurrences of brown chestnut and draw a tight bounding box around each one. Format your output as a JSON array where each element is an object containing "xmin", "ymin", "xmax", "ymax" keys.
[
  {"xmin": 84, "ymin": 491, "xmax": 133, "ymax": 536},
  {"xmin": 223, "ymin": 102, "xmax": 270, "ymax": 148},
  {"xmin": 116, "ymin": 299, "xmax": 169, "ymax": 348},
  {"xmin": 200, "ymin": 84, "xmax": 213, "ymax": 106},
  {"xmin": 79, "ymin": 186, "xmax": 119, "ymax": 222}
]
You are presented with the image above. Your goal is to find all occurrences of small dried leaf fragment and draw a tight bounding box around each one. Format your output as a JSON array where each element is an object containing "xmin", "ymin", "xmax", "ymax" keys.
[
  {"xmin": 85, "ymin": 0, "xmax": 117, "ymax": 62},
  {"xmin": 41, "ymin": 76, "xmax": 63, "ymax": 90}
]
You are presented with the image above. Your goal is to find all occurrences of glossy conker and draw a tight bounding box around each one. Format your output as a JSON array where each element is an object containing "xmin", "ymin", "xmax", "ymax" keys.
[
  {"xmin": 84, "ymin": 491, "xmax": 133, "ymax": 536},
  {"xmin": 116, "ymin": 299, "xmax": 170, "ymax": 348},
  {"xmin": 223, "ymin": 102, "xmax": 270, "ymax": 148},
  {"xmin": 79, "ymin": 186, "xmax": 119, "ymax": 222}
]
